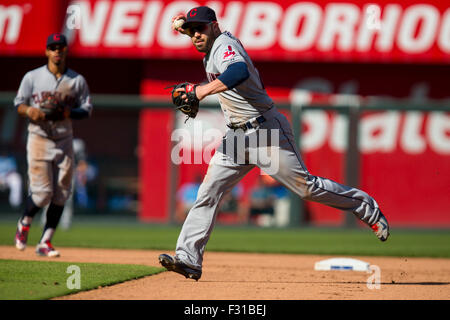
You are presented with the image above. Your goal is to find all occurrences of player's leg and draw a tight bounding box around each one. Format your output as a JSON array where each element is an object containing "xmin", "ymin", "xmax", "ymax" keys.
[
  {"xmin": 35, "ymin": 202, "xmax": 63, "ymax": 257},
  {"xmin": 51, "ymin": 136, "xmax": 74, "ymax": 208},
  {"xmin": 37, "ymin": 137, "xmax": 74, "ymax": 257},
  {"xmin": 26, "ymin": 133, "xmax": 55, "ymax": 212},
  {"xmin": 15, "ymin": 197, "xmax": 41, "ymax": 251},
  {"xmin": 258, "ymin": 111, "xmax": 388, "ymax": 239},
  {"xmin": 15, "ymin": 133, "xmax": 54, "ymax": 250},
  {"xmin": 174, "ymin": 149, "xmax": 254, "ymax": 271},
  {"xmin": 58, "ymin": 151, "xmax": 76, "ymax": 230}
]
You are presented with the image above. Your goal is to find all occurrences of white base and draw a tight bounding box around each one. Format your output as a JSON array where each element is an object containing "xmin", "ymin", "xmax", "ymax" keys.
[{"xmin": 314, "ymin": 257, "xmax": 370, "ymax": 271}]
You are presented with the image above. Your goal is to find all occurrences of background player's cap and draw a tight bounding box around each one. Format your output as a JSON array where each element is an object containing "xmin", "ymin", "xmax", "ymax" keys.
[
  {"xmin": 182, "ymin": 6, "xmax": 217, "ymax": 29},
  {"xmin": 46, "ymin": 33, "xmax": 67, "ymax": 48}
]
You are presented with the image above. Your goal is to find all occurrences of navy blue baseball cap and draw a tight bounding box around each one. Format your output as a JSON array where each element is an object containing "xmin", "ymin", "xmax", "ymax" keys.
[
  {"xmin": 182, "ymin": 6, "xmax": 217, "ymax": 29},
  {"xmin": 46, "ymin": 33, "xmax": 67, "ymax": 48}
]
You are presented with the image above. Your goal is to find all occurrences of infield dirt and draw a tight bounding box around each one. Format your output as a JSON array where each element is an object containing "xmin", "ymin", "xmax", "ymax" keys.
[{"xmin": 1, "ymin": 246, "xmax": 449, "ymax": 300}]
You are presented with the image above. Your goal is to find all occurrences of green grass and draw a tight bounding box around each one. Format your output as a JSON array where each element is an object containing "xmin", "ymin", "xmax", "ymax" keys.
[
  {"xmin": 0, "ymin": 259, "xmax": 164, "ymax": 300},
  {"xmin": 1, "ymin": 221, "xmax": 449, "ymax": 258}
]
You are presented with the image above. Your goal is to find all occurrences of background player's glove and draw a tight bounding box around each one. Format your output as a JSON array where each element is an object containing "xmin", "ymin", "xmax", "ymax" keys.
[
  {"xmin": 167, "ymin": 82, "xmax": 200, "ymax": 122},
  {"xmin": 39, "ymin": 94, "xmax": 69, "ymax": 121}
]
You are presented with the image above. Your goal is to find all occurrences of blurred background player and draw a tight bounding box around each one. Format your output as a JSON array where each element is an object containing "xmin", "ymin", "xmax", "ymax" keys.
[
  {"xmin": 72, "ymin": 138, "xmax": 97, "ymax": 210},
  {"xmin": 0, "ymin": 144, "xmax": 22, "ymax": 209},
  {"xmin": 14, "ymin": 33, "xmax": 93, "ymax": 257},
  {"xmin": 245, "ymin": 174, "xmax": 292, "ymax": 227}
]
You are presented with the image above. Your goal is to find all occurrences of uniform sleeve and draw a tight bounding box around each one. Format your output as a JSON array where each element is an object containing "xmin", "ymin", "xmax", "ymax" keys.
[
  {"xmin": 212, "ymin": 42, "xmax": 246, "ymax": 74},
  {"xmin": 217, "ymin": 62, "xmax": 249, "ymax": 89},
  {"xmin": 77, "ymin": 75, "xmax": 93, "ymax": 115},
  {"xmin": 14, "ymin": 72, "xmax": 33, "ymax": 108}
]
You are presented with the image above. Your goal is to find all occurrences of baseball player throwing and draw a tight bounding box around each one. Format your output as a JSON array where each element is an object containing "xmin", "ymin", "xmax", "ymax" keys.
[
  {"xmin": 14, "ymin": 33, "xmax": 93, "ymax": 257},
  {"xmin": 159, "ymin": 6, "xmax": 389, "ymax": 280}
]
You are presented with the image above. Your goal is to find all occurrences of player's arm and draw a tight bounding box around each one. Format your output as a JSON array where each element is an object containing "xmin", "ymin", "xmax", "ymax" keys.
[
  {"xmin": 17, "ymin": 104, "xmax": 45, "ymax": 121},
  {"xmin": 14, "ymin": 73, "xmax": 45, "ymax": 121},
  {"xmin": 196, "ymin": 62, "xmax": 250, "ymax": 100},
  {"xmin": 70, "ymin": 75, "xmax": 93, "ymax": 120}
]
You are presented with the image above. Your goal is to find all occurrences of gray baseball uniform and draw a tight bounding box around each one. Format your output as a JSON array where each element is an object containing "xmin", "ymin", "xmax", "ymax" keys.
[
  {"xmin": 14, "ymin": 65, "xmax": 92, "ymax": 208},
  {"xmin": 204, "ymin": 31, "xmax": 273, "ymax": 125},
  {"xmin": 175, "ymin": 32, "xmax": 382, "ymax": 271}
]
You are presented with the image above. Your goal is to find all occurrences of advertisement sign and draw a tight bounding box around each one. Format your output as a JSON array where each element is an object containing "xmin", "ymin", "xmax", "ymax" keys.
[{"xmin": 2, "ymin": 0, "xmax": 450, "ymax": 63}]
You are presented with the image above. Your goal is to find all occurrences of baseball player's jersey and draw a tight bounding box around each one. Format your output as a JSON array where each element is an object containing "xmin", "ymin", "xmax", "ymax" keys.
[
  {"xmin": 14, "ymin": 65, "xmax": 92, "ymax": 140},
  {"xmin": 204, "ymin": 31, "xmax": 273, "ymax": 125}
]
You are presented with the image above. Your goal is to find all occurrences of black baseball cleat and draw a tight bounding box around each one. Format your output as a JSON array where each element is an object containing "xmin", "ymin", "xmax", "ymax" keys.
[{"xmin": 158, "ymin": 253, "xmax": 202, "ymax": 281}]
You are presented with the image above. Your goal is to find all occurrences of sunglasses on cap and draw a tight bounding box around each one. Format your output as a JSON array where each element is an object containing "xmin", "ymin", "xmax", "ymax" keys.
[
  {"xmin": 186, "ymin": 22, "xmax": 213, "ymax": 37},
  {"xmin": 47, "ymin": 44, "xmax": 67, "ymax": 51}
]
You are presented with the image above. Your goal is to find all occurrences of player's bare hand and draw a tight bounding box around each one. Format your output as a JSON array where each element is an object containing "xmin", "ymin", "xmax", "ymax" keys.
[
  {"xmin": 172, "ymin": 15, "xmax": 188, "ymax": 34},
  {"xmin": 26, "ymin": 106, "xmax": 45, "ymax": 121}
]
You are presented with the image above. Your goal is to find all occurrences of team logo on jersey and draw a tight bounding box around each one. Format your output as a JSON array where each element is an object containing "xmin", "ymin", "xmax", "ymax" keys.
[
  {"xmin": 34, "ymin": 91, "xmax": 76, "ymax": 107},
  {"xmin": 223, "ymin": 45, "xmax": 236, "ymax": 60}
]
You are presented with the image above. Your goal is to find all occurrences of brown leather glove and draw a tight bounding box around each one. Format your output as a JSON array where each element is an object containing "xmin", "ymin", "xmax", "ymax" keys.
[
  {"xmin": 167, "ymin": 82, "xmax": 200, "ymax": 122},
  {"xmin": 39, "ymin": 94, "xmax": 68, "ymax": 121}
]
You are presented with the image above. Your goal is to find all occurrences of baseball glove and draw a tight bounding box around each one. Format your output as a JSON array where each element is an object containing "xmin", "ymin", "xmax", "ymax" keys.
[
  {"xmin": 167, "ymin": 82, "xmax": 199, "ymax": 122},
  {"xmin": 39, "ymin": 94, "xmax": 67, "ymax": 121}
]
